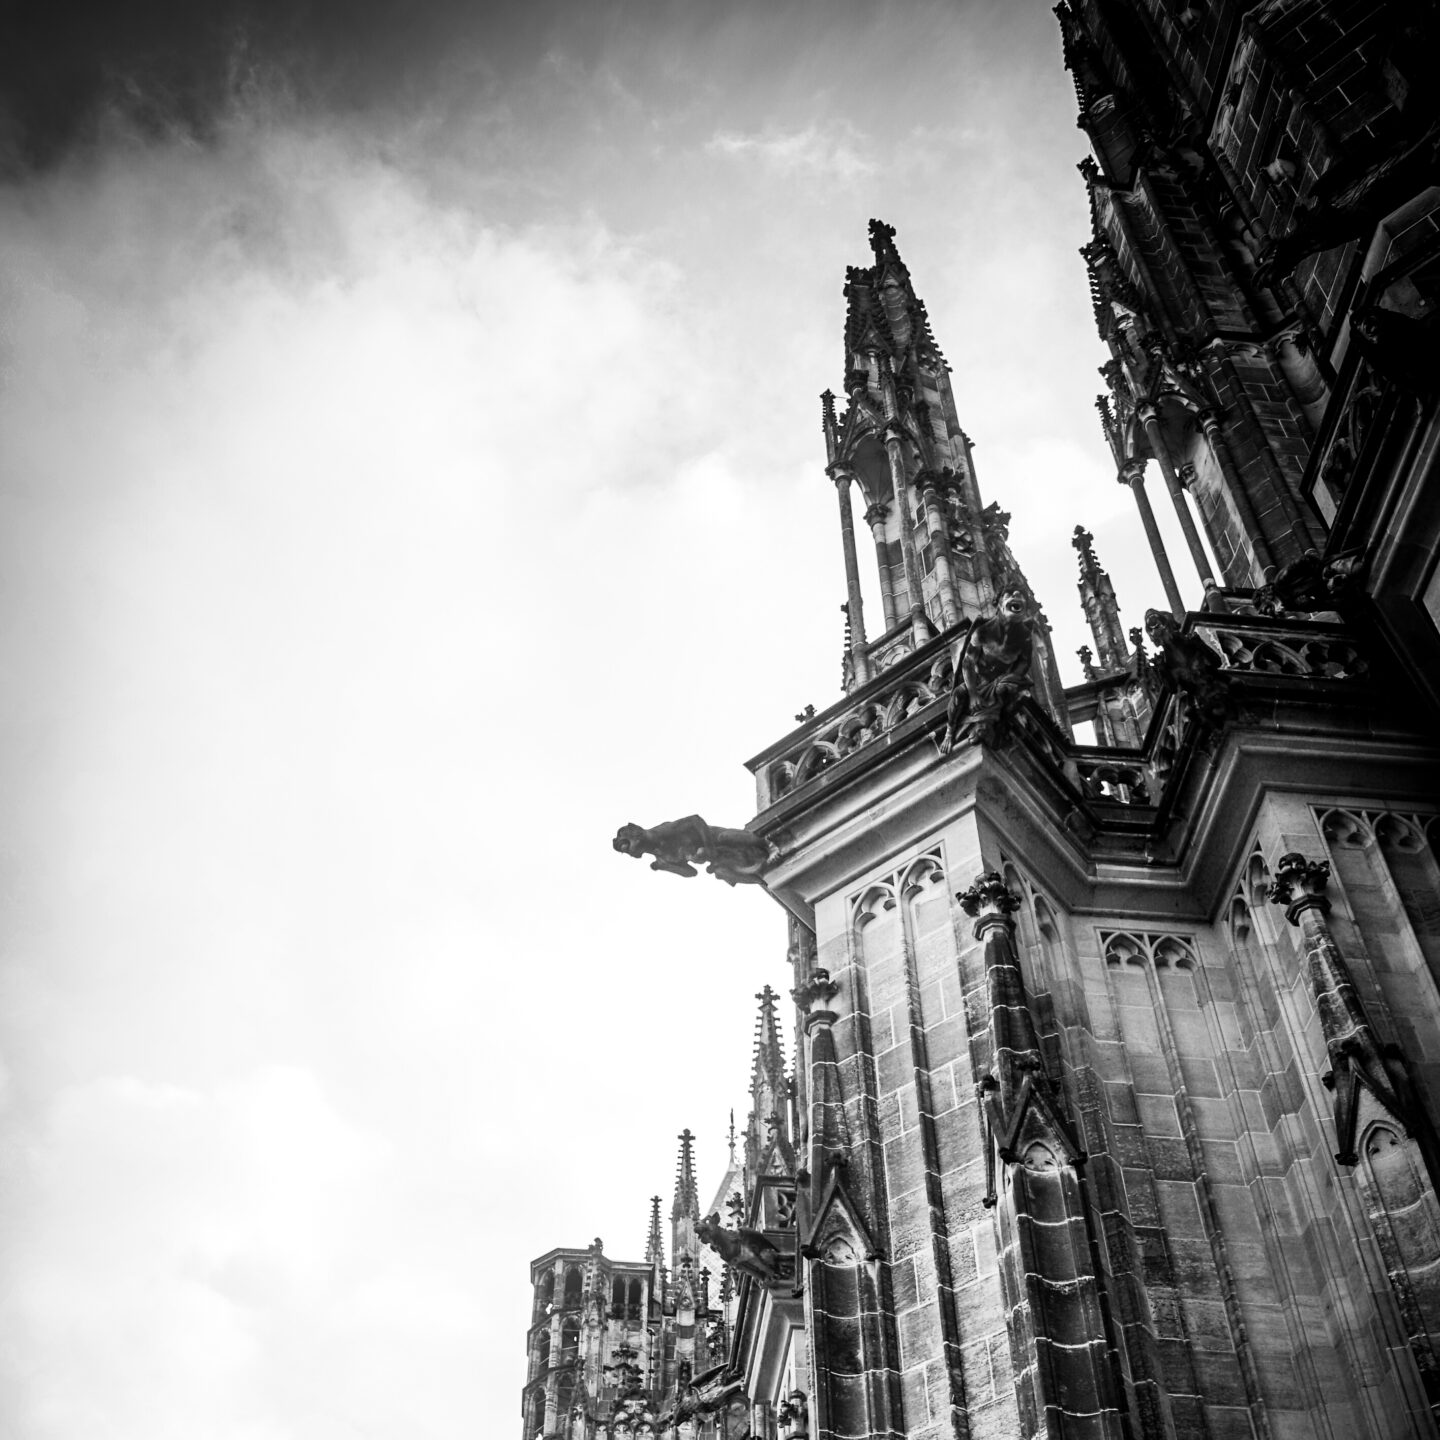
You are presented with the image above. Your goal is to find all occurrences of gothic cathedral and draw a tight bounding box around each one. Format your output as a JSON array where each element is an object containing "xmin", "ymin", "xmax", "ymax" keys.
[{"xmin": 525, "ymin": 2, "xmax": 1440, "ymax": 1436}]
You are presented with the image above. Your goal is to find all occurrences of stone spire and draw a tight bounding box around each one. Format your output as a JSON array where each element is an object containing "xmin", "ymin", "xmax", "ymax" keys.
[
  {"xmin": 644, "ymin": 1194, "xmax": 664, "ymax": 1267},
  {"xmin": 1072, "ymin": 525, "xmax": 1130, "ymax": 673},
  {"xmin": 827, "ymin": 221, "xmax": 1067, "ymax": 720},
  {"xmin": 672, "ymin": 1128, "xmax": 698, "ymax": 1222},
  {"xmin": 745, "ymin": 985, "xmax": 791, "ymax": 1181},
  {"xmin": 671, "ymin": 1128, "xmax": 700, "ymax": 1272}
]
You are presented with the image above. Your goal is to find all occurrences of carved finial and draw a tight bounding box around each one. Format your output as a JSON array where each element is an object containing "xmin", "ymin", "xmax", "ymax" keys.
[
  {"xmin": 820, "ymin": 388, "xmax": 836, "ymax": 427},
  {"xmin": 727, "ymin": 1110, "xmax": 736, "ymax": 1162},
  {"xmin": 791, "ymin": 968, "xmax": 840, "ymax": 1031},
  {"xmin": 957, "ymin": 871, "xmax": 1022, "ymax": 937},
  {"xmin": 867, "ymin": 217, "xmax": 898, "ymax": 259},
  {"xmin": 1077, "ymin": 644, "xmax": 1096, "ymax": 679},
  {"xmin": 1072, "ymin": 524, "xmax": 1100, "ymax": 574},
  {"xmin": 1267, "ymin": 853, "xmax": 1332, "ymax": 924}
]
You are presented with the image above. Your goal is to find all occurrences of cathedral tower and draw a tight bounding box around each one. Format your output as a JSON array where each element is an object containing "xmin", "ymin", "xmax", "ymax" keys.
[
  {"xmin": 602, "ymin": 208, "xmax": 1440, "ymax": 1439},
  {"xmin": 537, "ymin": 2, "xmax": 1440, "ymax": 1434},
  {"xmin": 1055, "ymin": 0, "xmax": 1440, "ymax": 719}
]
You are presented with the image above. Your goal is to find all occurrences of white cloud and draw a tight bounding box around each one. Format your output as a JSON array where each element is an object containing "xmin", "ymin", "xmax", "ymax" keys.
[
  {"xmin": 705, "ymin": 121, "xmax": 876, "ymax": 183},
  {"xmin": 0, "ymin": 101, "xmax": 783, "ymax": 1440}
]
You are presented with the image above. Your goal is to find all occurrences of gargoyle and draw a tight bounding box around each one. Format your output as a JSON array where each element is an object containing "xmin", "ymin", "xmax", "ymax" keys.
[
  {"xmin": 1257, "ymin": 549, "xmax": 1365, "ymax": 615},
  {"xmin": 939, "ymin": 587, "xmax": 1035, "ymax": 753},
  {"xmin": 1350, "ymin": 306, "xmax": 1440, "ymax": 396},
  {"xmin": 1254, "ymin": 119, "xmax": 1440, "ymax": 288},
  {"xmin": 1144, "ymin": 609, "xmax": 1227, "ymax": 726},
  {"xmin": 612, "ymin": 815, "xmax": 769, "ymax": 886},
  {"xmin": 696, "ymin": 1211, "xmax": 784, "ymax": 1285}
]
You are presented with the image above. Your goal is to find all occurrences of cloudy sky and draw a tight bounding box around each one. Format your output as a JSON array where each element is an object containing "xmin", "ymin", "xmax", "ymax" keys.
[{"xmin": 0, "ymin": 2, "xmax": 1214, "ymax": 1436}]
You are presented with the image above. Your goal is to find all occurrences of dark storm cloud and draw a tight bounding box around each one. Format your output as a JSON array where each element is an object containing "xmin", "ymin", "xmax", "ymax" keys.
[
  {"xmin": 0, "ymin": 0, "xmax": 546, "ymax": 171},
  {"xmin": 1, "ymin": 0, "xmax": 884, "ymax": 174}
]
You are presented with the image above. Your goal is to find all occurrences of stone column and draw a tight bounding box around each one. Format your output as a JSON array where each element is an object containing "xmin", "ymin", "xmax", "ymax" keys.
[
  {"xmin": 1197, "ymin": 406, "xmax": 1277, "ymax": 581},
  {"xmin": 864, "ymin": 501, "xmax": 899, "ymax": 631},
  {"xmin": 957, "ymin": 872, "xmax": 1126, "ymax": 1440},
  {"xmin": 917, "ymin": 469, "xmax": 960, "ymax": 629},
  {"xmin": 1267, "ymin": 852, "xmax": 1411, "ymax": 1165},
  {"xmin": 958, "ymin": 872, "xmax": 1040, "ymax": 1139},
  {"xmin": 830, "ymin": 467, "xmax": 871, "ymax": 684},
  {"xmin": 1139, "ymin": 405, "xmax": 1218, "ymax": 600},
  {"xmin": 882, "ymin": 421, "xmax": 927, "ymax": 629},
  {"xmin": 792, "ymin": 966, "xmax": 845, "ymax": 1206},
  {"xmin": 1120, "ymin": 458, "xmax": 1185, "ymax": 618}
]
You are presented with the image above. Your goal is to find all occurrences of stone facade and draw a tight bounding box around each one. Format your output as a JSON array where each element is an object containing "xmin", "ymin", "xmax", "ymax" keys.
[{"xmin": 525, "ymin": 2, "xmax": 1440, "ymax": 1436}]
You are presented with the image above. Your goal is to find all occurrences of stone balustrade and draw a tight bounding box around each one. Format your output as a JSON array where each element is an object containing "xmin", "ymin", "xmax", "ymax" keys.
[{"xmin": 753, "ymin": 608, "xmax": 1374, "ymax": 826}]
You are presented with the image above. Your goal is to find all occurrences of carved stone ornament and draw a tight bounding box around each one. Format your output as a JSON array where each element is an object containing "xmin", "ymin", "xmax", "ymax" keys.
[
  {"xmin": 1351, "ymin": 305, "xmax": 1440, "ymax": 395},
  {"xmin": 1144, "ymin": 607, "xmax": 1227, "ymax": 726},
  {"xmin": 1265, "ymin": 850, "xmax": 1418, "ymax": 1165},
  {"xmin": 1258, "ymin": 549, "xmax": 1365, "ymax": 615},
  {"xmin": 792, "ymin": 968, "xmax": 841, "ymax": 1037},
  {"xmin": 695, "ymin": 1211, "xmax": 785, "ymax": 1285},
  {"xmin": 938, "ymin": 588, "xmax": 1036, "ymax": 753},
  {"xmin": 957, "ymin": 871, "xmax": 1022, "ymax": 935},
  {"xmin": 1254, "ymin": 117, "xmax": 1440, "ymax": 288},
  {"xmin": 612, "ymin": 816, "xmax": 770, "ymax": 886},
  {"xmin": 1266, "ymin": 852, "xmax": 1332, "ymax": 923},
  {"xmin": 778, "ymin": 1389, "xmax": 810, "ymax": 1438}
]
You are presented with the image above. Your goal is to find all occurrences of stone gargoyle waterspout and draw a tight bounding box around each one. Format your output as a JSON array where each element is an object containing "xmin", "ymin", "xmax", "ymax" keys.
[
  {"xmin": 695, "ymin": 1211, "xmax": 785, "ymax": 1284},
  {"xmin": 612, "ymin": 815, "xmax": 770, "ymax": 886}
]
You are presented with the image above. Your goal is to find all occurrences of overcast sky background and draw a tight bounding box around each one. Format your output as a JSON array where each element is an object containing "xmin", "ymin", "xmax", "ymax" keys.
[{"xmin": 0, "ymin": 2, "xmax": 1215, "ymax": 1436}]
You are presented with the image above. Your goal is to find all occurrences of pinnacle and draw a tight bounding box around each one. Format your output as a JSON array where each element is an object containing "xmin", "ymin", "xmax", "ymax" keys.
[
  {"xmin": 867, "ymin": 217, "xmax": 900, "ymax": 262},
  {"xmin": 671, "ymin": 1128, "xmax": 699, "ymax": 1222},
  {"xmin": 1072, "ymin": 524, "xmax": 1102, "ymax": 578},
  {"xmin": 645, "ymin": 1194, "xmax": 664, "ymax": 1266},
  {"xmin": 750, "ymin": 986, "xmax": 786, "ymax": 1097}
]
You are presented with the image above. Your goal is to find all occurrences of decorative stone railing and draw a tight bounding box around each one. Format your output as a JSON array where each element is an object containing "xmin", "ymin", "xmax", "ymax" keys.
[
  {"xmin": 752, "ymin": 608, "xmax": 1375, "ymax": 829},
  {"xmin": 1192, "ymin": 617, "xmax": 1368, "ymax": 680},
  {"xmin": 1064, "ymin": 612, "xmax": 1371, "ymax": 812},
  {"xmin": 753, "ymin": 629, "xmax": 955, "ymax": 809},
  {"xmin": 864, "ymin": 622, "xmax": 922, "ymax": 677}
]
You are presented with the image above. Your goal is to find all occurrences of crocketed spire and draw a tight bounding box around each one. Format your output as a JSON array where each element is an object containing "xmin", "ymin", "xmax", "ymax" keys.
[
  {"xmin": 671, "ymin": 1128, "xmax": 699, "ymax": 1222},
  {"xmin": 644, "ymin": 1194, "xmax": 664, "ymax": 1266}
]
